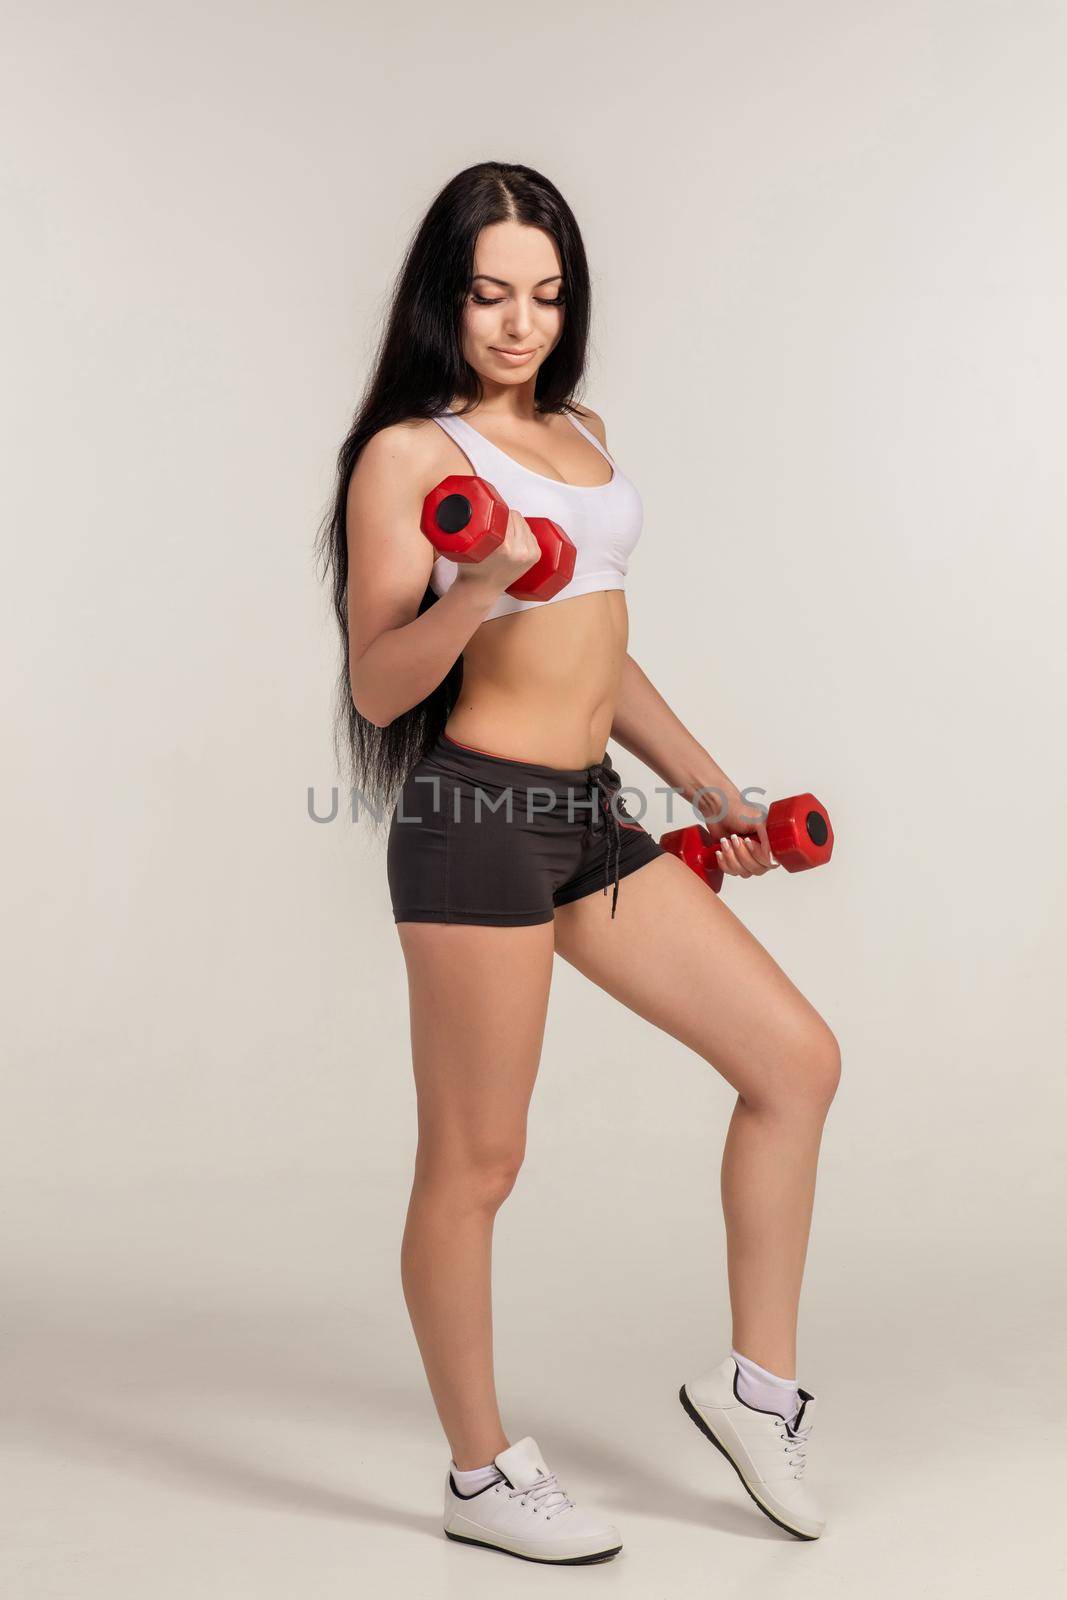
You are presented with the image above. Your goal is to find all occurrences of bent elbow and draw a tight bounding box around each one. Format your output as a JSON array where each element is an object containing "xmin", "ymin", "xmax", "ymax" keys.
[
  {"xmin": 356, "ymin": 700, "xmax": 392, "ymax": 730},
  {"xmin": 350, "ymin": 680, "xmax": 390, "ymax": 728}
]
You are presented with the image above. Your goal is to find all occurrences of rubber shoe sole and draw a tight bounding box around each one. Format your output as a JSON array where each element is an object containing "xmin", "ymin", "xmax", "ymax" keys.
[
  {"xmin": 678, "ymin": 1383, "xmax": 820, "ymax": 1541},
  {"xmin": 444, "ymin": 1528, "xmax": 622, "ymax": 1564}
]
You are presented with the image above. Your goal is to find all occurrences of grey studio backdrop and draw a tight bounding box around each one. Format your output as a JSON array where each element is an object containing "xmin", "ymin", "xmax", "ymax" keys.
[{"xmin": 3, "ymin": 3, "xmax": 1064, "ymax": 1597}]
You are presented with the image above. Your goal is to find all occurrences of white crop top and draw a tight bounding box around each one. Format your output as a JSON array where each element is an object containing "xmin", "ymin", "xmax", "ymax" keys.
[{"xmin": 427, "ymin": 407, "xmax": 644, "ymax": 621}]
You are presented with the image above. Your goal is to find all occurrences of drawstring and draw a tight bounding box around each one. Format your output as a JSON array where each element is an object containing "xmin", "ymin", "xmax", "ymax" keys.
[{"xmin": 585, "ymin": 761, "xmax": 622, "ymax": 919}]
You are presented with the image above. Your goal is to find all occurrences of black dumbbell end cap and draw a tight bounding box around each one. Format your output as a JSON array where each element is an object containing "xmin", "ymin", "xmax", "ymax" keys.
[
  {"xmin": 805, "ymin": 810, "xmax": 829, "ymax": 847},
  {"xmin": 436, "ymin": 493, "xmax": 473, "ymax": 534}
]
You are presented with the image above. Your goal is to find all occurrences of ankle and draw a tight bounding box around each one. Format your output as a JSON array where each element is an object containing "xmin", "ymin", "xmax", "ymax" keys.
[
  {"xmin": 729, "ymin": 1333, "xmax": 796, "ymax": 1380},
  {"xmin": 450, "ymin": 1456, "xmax": 507, "ymax": 1499},
  {"xmin": 731, "ymin": 1347, "xmax": 801, "ymax": 1425},
  {"xmin": 451, "ymin": 1436, "xmax": 510, "ymax": 1472}
]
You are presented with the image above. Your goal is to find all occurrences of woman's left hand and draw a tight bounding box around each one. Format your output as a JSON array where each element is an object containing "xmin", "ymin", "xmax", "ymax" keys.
[
  {"xmin": 692, "ymin": 788, "xmax": 780, "ymax": 880},
  {"xmin": 712, "ymin": 822, "xmax": 779, "ymax": 879}
]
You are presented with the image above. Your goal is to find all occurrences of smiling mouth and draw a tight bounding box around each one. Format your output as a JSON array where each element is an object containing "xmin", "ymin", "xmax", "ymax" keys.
[{"xmin": 492, "ymin": 347, "xmax": 537, "ymax": 357}]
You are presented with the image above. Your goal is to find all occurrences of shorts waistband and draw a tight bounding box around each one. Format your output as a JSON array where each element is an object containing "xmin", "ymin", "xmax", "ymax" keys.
[{"xmin": 434, "ymin": 730, "xmax": 615, "ymax": 790}]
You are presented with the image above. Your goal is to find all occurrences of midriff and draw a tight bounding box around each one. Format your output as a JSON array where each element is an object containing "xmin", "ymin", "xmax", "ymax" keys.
[{"xmin": 443, "ymin": 588, "xmax": 628, "ymax": 769}]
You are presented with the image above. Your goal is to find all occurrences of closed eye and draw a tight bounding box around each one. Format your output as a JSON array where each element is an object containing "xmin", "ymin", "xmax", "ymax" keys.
[{"xmin": 471, "ymin": 294, "xmax": 565, "ymax": 307}]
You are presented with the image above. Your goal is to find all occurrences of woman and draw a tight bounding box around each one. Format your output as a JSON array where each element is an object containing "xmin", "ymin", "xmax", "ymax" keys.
[{"xmin": 317, "ymin": 161, "xmax": 840, "ymax": 1564}]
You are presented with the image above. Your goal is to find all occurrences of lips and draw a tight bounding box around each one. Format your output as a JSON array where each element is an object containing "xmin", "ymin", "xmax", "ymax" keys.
[{"xmin": 492, "ymin": 348, "xmax": 536, "ymax": 361}]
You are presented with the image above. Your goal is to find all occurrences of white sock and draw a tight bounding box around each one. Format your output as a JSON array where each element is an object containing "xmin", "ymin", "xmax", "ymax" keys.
[
  {"xmin": 731, "ymin": 1348, "xmax": 800, "ymax": 1426},
  {"xmin": 451, "ymin": 1458, "xmax": 504, "ymax": 1494}
]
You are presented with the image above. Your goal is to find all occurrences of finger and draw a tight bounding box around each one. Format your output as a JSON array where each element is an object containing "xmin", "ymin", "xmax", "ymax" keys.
[
  {"xmin": 733, "ymin": 832, "xmax": 774, "ymax": 874},
  {"xmin": 718, "ymin": 835, "xmax": 754, "ymax": 878},
  {"xmin": 754, "ymin": 821, "xmax": 780, "ymax": 869},
  {"xmin": 730, "ymin": 834, "xmax": 761, "ymax": 877},
  {"xmin": 731, "ymin": 834, "xmax": 769, "ymax": 875}
]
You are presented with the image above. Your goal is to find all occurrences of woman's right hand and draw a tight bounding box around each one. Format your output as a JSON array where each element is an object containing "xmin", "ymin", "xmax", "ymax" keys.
[{"xmin": 455, "ymin": 509, "xmax": 541, "ymax": 596}]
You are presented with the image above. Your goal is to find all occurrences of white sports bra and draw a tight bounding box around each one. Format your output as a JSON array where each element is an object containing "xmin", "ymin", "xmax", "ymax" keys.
[{"xmin": 427, "ymin": 407, "xmax": 644, "ymax": 621}]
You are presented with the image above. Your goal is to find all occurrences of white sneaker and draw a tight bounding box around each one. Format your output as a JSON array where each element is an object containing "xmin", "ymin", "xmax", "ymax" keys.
[
  {"xmin": 443, "ymin": 1434, "xmax": 623, "ymax": 1564},
  {"xmin": 679, "ymin": 1354, "xmax": 825, "ymax": 1539}
]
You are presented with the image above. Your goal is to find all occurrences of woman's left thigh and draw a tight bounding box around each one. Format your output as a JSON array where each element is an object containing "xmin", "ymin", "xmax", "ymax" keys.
[{"xmin": 552, "ymin": 854, "xmax": 840, "ymax": 1106}]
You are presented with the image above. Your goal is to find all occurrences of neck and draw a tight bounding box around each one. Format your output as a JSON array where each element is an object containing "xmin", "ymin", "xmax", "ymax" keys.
[{"xmin": 452, "ymin": 380, "xmax": 541, "ymax": 422}]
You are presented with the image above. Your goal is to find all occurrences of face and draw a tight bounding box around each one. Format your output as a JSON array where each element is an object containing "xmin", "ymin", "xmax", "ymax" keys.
[{"xmin": 460, "ymin": 220, "xmax": 565, "ymax": 392}]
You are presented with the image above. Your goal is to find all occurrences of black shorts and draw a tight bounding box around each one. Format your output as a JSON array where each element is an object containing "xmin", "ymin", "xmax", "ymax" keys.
[{"xmin": 387, "ymin": 731, "xmax": 666, "ymax": 926}]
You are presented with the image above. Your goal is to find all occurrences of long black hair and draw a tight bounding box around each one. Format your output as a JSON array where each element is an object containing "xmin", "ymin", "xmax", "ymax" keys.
[{"xmin": 315, "ymin": 161, "xmax": 593, "ymax": 832}]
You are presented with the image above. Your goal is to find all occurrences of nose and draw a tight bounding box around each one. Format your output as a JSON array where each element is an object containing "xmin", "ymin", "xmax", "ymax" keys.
[{"xmin": 503, "ymin": 299, "xmax": 535, "ymax": 340}]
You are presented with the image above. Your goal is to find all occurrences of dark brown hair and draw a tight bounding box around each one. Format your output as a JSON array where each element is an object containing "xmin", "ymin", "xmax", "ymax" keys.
[{"xmin": 315, "ymin": 161, "xmax": 592, "ymax": 829}]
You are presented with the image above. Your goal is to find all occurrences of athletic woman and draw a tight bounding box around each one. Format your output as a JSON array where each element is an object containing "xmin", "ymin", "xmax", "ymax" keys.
[{"xmin": 317, "ymin": 161, "xmax": 840, "ymax": 1564}]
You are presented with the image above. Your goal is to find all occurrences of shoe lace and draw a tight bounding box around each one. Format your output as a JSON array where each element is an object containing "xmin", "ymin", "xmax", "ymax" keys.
[
  {"xmin": 775, "ymin": 1417, "xmax": 813, "ymax": 1480},
  {"xmin": 508, "ymin": 1471, "xmax": 574, "ymax": 1519}
]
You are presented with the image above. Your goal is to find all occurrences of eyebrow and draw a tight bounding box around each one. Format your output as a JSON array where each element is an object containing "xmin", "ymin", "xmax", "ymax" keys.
[{"xmin": 472, "ymin": 273, "xmax": 563, "ymax": 288}]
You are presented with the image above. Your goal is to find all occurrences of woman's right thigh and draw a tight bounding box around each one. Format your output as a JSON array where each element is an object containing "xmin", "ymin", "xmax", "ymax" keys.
[{"xmin": 396, "ymin": 920, "xmax": 556, "ymax": 1196}]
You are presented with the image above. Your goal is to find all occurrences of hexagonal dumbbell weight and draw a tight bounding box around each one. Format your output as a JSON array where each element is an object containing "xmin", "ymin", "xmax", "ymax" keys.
[
  {"xmin": 420, "ymin": 474, "xmax": 577, "ymax": 601},
  {"xmin": 660, "ymin": 793, "xmax": 834, "ymax": 893}
]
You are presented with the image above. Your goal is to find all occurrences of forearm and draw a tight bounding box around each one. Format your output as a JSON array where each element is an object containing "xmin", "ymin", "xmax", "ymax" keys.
[
  {"xmin": 610, "ymin": 653, "xmax": 738, "ymax": 807},
  {"xmin": 353, "ymin": 580, "xmax": 499, "ymax": 727}
]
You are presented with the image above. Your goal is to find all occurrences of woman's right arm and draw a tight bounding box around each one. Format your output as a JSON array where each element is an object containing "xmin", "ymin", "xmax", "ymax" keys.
[{"xmin": 345, "ymin": 425, "xmax": 507, "ymax": 728}]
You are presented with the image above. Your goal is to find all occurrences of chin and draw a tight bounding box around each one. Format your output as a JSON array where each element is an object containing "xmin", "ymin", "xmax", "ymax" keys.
[{"xmin": 480, "ymin": 358, "xmax": 540, "ymax": 381}]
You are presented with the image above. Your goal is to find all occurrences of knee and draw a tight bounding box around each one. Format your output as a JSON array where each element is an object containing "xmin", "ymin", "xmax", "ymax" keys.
[
  {"xmin": 433, "ymin": 1141, "xmax": 525, "ymax": 1213},
  {"xmin": 468, "ymin": 1154, "xmax": 524, "ymax": 1212},
  {"xmin": 746, "ymin": 1019, "xmax": 841, "ymax": 1118},
  {"xmin": 789, "ymin": 1021, "xmax": 841, "ymax": 1115}
]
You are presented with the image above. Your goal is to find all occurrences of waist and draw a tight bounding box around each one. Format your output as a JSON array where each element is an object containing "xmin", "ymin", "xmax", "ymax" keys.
[
  {"xmin": 427, "ymin": 731, "xmax": 618, "ymax": 795},
  {"xmin": 453, "ymin": 590, "xmax": 627, "ymax": 766}
]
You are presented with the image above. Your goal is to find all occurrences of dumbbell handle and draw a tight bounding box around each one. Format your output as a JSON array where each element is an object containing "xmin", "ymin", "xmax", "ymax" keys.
[
  {"xmin": 660, "ymin": 793, "xmax": 833, "ymax": 894},
  {"xmin": 420, "ymin": 474, "xmax": 576, "ymax": 602}
]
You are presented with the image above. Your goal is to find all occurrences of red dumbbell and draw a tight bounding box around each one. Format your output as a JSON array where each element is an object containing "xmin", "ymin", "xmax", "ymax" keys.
[
  {"xmin": 660, "ymin": 794, "xmax": 834, "ymax": 894},
  {"xmin": 420, "ymin": 475, "xmax": 577, "ymax": 601}
]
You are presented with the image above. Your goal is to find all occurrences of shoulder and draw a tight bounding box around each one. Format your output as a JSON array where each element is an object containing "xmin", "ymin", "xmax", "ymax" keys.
[
  {"xmin": 347, "ymin": 416, "xmax": 451, "ymax": 504},
  {"xmin": 566, "ymin": 403, "xmax": 607, "ymax": 448},
  {"xmin": 570, "ymin": 403, "xmax": 608, "ymax": 447},
  {"xmin": 345, "ymin": 418, "xmax": 455, "ymax": 556},
  {"xmin": 353, "ymin": 416, "xmax": 445, "ymax": 474}
]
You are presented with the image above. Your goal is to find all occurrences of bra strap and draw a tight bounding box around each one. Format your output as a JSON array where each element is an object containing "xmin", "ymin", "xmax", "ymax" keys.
[{"xmin": 563, "ymin": 410, "xmax": 616, "ymax": 467}]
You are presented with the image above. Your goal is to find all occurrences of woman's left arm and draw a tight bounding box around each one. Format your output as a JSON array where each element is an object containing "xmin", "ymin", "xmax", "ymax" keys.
[
  {"xmin": 577, "ymin": 401, "xmax": 775, "ymax": 871},
  {"xmin": 611, "ymin": 653, "xmax": 777, "ymax": 867}
]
